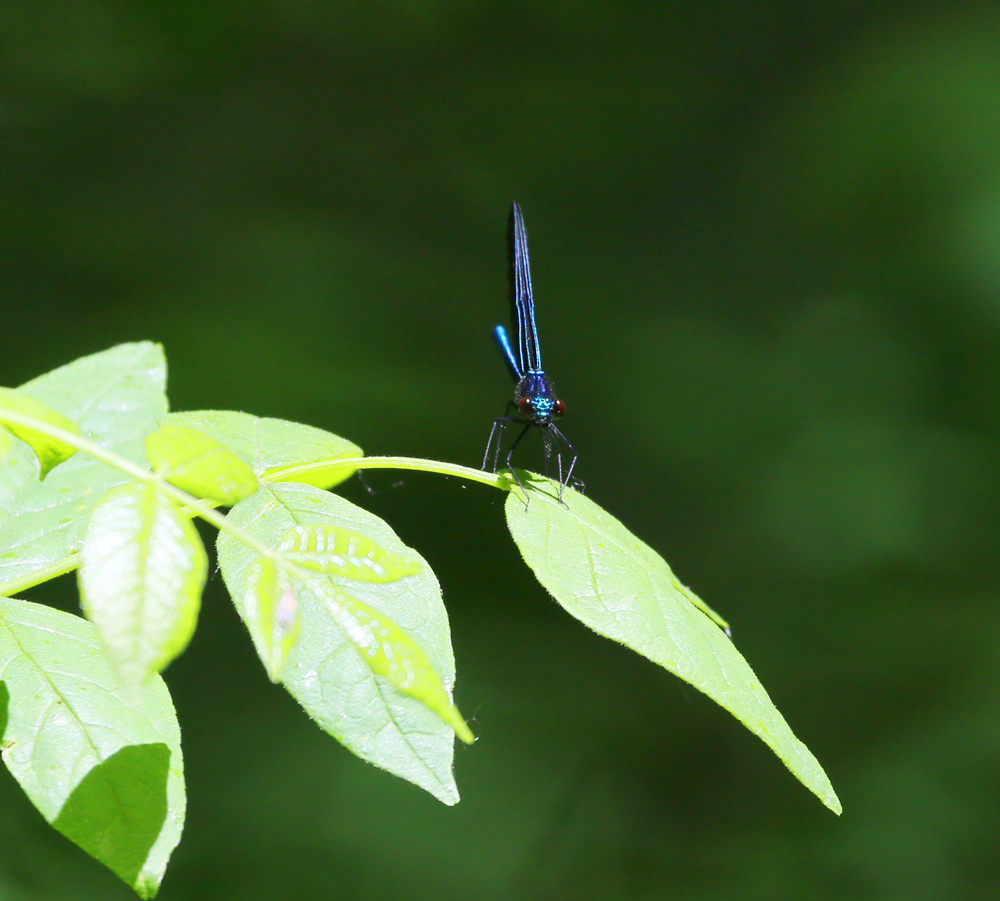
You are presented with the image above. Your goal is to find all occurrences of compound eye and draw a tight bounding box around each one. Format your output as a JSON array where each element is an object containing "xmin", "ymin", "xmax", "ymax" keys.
[
  {"xmin": 518, "ymin": 397, "xmax": 534, "ymax": 415},
  {"xmin": 554, "ymin": 399, "xmax": 566, "ymax": 417}
]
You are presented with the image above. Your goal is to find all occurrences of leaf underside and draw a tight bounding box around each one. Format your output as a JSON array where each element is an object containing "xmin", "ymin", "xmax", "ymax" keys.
[{"xmin": 79, "ymin": 483, "xmax": 207, "ymax": 686}]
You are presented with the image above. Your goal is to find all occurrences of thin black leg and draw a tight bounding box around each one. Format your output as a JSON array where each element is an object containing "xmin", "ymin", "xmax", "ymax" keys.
[
  {"xmin": 541, "ymin": 426, "xmax": 561, "ymax": 483},
  {"xmin": 484, "ymin": 413, "xmax": 523, "ymax": 473},
  {"xmin": 503, "ymin": 422, "xmax": 534, "ymax": 499},
  {"xmin": 483, "ymin": 418, "xmax": 506, "ymax": 472},
  {"xmin": 547, "ymin": 425, "xmax": 578, "ymax": 500},
  {"xmin": 484, "ymin": 411, "xmax": 579, "ymax": 505}
]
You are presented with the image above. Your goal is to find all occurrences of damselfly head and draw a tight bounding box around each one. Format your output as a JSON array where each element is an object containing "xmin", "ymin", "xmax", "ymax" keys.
[{"xmin": 517, "ymin": 393, "xmax": 566, "ymax": 424}]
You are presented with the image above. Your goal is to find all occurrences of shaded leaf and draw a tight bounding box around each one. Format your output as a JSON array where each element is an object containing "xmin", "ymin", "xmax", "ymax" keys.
[
  {"xmin": 505, "ymin": 476, "xmax": 841, "ymax": 815},
  {"xmin": 0, "ymin": 385, "xmax": 81, "ymax": 478},
  {"xmin": 145, "ymin": 424, "xmax": 258, "ymax": 506},
  {"xmin": 0, "ymin": 596, "xmax": 185, "ymax": 897},
  {"xmin": 218, "ymin": 482, "xmax": 463, "ymax": 804},
  {"xmin": 162, "ymin": 410, "xmax": 361, "ymax": 489},
  {"xmin": 79, "ymin": 483, "xmax": 207, "ymax": 686},
  {"xmin": 0, "ymin": 343, "xmax": 168, "ymax": 594}
]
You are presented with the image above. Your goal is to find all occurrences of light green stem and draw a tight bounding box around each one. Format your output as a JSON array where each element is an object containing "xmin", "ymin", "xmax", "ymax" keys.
[
  {"xmin": 0, "ymin": 410, "xmax": 508, "ymax": 595},
  {"xmin": 272, "ymin": 455, "xmax": 506, "ymax": 490}
]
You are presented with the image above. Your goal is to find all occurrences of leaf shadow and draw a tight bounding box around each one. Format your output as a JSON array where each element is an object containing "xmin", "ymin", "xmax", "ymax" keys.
[
  {"xmin": 0, "ymin": 680, "xmax": 8, "ymax": 742},
  {"xmin": 52, "ymin": 742, "xmax": 171, "ymax": 891},
  {"xmin": 507, "ymin": 468, "xmax": 564, "ymax": 505}
]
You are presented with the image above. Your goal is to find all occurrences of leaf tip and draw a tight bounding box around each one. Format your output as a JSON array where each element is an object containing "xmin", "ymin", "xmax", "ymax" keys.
[
  {"xmin": 135, "ymin": 874, "xmax": 162, "ymax": 899},
  {"xmin": 440, "ymin": 703, "xmax": 474, "ymax": 744},
  {"xmin": 454, "ymin": 718, "xmax": 475, "ymax": 745}
]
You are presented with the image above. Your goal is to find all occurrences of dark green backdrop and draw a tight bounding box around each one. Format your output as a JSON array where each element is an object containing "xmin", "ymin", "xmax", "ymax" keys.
[{"xmin": 3, "ymin": 2, "xmax": 999, "ymax": 898}]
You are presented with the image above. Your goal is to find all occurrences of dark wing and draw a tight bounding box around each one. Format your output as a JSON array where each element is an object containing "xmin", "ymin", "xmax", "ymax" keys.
[{"xmin": 508, "ymin": 201, "xmax": 542, "ymax": 373}]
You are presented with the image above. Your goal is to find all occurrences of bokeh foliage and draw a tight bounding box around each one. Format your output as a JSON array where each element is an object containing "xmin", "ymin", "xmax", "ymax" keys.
[{"xmin": 3, "ymin": 1, "xmax": 1000, "ymax": 898}]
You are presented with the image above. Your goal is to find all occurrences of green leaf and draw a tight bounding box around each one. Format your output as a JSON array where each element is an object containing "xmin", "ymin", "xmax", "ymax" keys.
[
  {"xmin": 0, "ymin": 596, "xmax": 185, "ymax": 898},
  {"xmin": 145, "ymin": 424, "xmax": 258, "ymax": 506},
  {"xmin": 0, "ymin": 385, "xmax": 81, "ymax": 478},
  {"xmin": 240, "ymin": 557, "xmax": 301, "ymax": 682},
  {"xmin": 0, "ymin": 343, "xmax": 168, "ymax": 595},
  {"xmin": 162, "ymin": 410, "xmax": 361, "ymax": 489},
  {"xmin": 218, "ymin": 482, "xmax": 464, "ymax": 804},
  {"xmin": 0, "ymin": 426, "xmax": 10, "ymax": 461},
  {"xmin": 505, "ymin": 477, "xmax": 842, "ymax": 815},
  {"xmin": 278, "ymin": 523, "xmax": 423, "ymax": 582},
  {"xmin": 79, "ymin": 483, "xmax": 207, "ymax": 686}
]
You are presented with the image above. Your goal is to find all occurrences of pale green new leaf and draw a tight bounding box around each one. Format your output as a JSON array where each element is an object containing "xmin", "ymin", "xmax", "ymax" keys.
[
  {"xmin": 0, "ymin": 343, "xmax": 168, "ymax": 595},
  {"xmin": 241, "ymin": 557, "xmax": 301, "ymax": 682},
  {"xmin": 0, "ymin": 386, "xmax": 81, "ymax": 478},
  {"xmin": 278, "ymin": 523, "xmax": 423, "ymax": 582},
  {"xmin": 0, "ymin": 596, "xmax": 185, "ymax": 898},
  {"xmin": 145, "ymin": 424, "xmax": 258, "ymax": 506},
  {"xmin": 505, "ymin": 477, "xmax": 841, "ymax": 815},
  {"xmin": 79, "ymin": 483, "xmax": 207, "ymax": 686},
  {"xmin": 218, "ymin": 482, "xmax": 463, "ymax": 804},
  {"xmin": 300, "ymin": 569, "xmax": 473, "ymax": 743},
  {"xmin": 162, "ymin": 410, "xmax": 361, "ymax": 489}
]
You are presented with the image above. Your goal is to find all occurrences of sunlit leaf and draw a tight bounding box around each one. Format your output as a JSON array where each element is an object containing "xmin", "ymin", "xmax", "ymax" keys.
[
  {"xmin": 162, "ymin": 410, "xmax": 361, "ymax": 489},
  {"xmin": 278, "ymin": 523, "xmax": 423, "ymax": 582},
  {"xmin": 241, "ymin": 557, "xmax": 300, "ymax": 682},
  {"xmin": 79, "ymin": 483, "xmax": 207, "ymax": 686},
  {"xmin": 505, "ymin": 475, "xmax": 841, "ymax": 815},
  {"xmin": 0, "ymin": 385, "xmax": 81, "ymax": 478},
  {"xmin": 0, "ymin": 596, "xmax": 185, "ymax": 898},
  {"xmin": 145, "ymin": 424, "xmax": 258, "ymax": 506},
  {"xmin": 217, "ymin": 482, "xmax": 464, "ymax": 804}
]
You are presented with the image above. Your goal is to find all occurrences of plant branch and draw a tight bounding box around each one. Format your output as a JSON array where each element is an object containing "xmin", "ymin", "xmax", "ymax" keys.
[{"xmin": 0, "ymin": 412, "xmax": 510, "ymax": 596}]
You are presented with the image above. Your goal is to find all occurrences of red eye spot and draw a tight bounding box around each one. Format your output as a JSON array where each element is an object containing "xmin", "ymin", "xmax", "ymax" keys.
[
  {"xmin": 554, "ymin": 399, "xmax": 566, "ymax": 417},
  {"xmin": 518, "ymin": 398, "xmax": 533, "ymax": 414}
]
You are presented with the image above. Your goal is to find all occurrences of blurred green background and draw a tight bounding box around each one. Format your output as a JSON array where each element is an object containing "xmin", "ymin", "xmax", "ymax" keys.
[{"xmin": 3, "ymin": 1, "xmax": 1000, "ymax": 898}]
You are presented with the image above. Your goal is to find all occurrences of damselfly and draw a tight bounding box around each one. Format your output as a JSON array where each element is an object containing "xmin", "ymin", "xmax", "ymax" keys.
[{"xmin": 484, "ymin": 202, "xmax": 578, "ymax": 498}]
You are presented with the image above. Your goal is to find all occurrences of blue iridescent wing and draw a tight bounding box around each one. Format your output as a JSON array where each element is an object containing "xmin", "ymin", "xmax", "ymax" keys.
[{"xmin": 508, "ymin": 202, "xmax": 542, "ymax": 373}]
